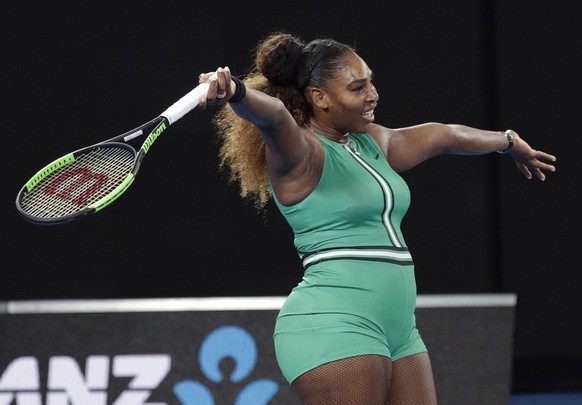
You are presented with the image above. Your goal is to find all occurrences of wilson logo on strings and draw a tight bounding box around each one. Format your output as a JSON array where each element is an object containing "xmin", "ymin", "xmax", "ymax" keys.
[{"xmin": 43, "ymin": 167, "xmax": 108, "ymax": 205}]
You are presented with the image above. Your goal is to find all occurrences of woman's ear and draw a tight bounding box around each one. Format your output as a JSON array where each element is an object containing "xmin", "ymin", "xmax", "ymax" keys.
[{"xmin": 308, "ymin": 87, "xmax": 329, "ymax": 111}]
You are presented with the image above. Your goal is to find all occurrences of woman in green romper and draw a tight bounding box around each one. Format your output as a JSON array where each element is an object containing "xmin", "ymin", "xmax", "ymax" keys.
[{"xmin": 198, "ymin": 33, "xmax": 556, "ymax": 404}]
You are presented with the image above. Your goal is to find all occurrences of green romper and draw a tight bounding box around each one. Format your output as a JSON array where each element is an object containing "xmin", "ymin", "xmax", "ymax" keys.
[{"xmin": 273, "ymin": 133, "xmax": 427, "ymax": 384}]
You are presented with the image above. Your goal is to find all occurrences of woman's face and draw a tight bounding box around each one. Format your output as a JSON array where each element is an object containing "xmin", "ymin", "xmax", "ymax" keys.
[{"xmin": 321, "ymin": 52, "xmax": 379, "ymax": 134}]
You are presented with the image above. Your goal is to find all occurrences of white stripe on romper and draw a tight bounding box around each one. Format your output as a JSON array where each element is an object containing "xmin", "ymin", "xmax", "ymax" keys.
[
  {"xmin": 302, "ymin": 247, "xmax": 413, "ymax": 268},
  {"xmin": 343, "ymin": 144, "xmax": 402, "ymax": 247}
]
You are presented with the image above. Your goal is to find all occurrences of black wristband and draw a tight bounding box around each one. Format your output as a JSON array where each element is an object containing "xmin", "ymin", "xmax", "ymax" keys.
[{"xmin": 229, "ymin": 76, "xmax": 246, "ymax": 103}]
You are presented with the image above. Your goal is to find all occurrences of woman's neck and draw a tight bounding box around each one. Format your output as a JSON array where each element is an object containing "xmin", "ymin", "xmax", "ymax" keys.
[{"xmin": 305, "ymin": 121, "xmax": 349, "ymax": 144}]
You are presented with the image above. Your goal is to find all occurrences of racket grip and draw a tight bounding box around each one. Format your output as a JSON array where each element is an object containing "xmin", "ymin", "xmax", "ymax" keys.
[{"xmin": 161, "ymin": 73, "xmax": 217, "ymax": 124}]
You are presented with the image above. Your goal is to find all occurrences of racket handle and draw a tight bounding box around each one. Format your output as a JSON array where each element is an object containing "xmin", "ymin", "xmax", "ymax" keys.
[{"xmin": 161, "ymin": 73, "xmax": 217, "ymax": 124}]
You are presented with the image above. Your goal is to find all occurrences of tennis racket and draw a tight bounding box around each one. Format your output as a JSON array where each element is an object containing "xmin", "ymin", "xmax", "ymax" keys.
[{"xmin": 16, "ymin": 75, "xmax": 216, "ymax": 224}]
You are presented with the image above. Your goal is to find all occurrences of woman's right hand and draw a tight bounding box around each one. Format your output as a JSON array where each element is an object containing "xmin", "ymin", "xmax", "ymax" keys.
[{"xmin": 197, "ymin": 67, "xmax": 235, "ymax": 110}]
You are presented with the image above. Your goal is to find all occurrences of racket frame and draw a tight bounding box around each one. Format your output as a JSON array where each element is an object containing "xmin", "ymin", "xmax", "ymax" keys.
[{"xmin": 16, "ymin": 117, "xmax": 168, "ymax": 224}]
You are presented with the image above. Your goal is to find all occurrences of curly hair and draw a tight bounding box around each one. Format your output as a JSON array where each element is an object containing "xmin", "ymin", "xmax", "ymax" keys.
[{"xmin": 213, "ymin": 32, "xmax": 354, "ymax": 210}]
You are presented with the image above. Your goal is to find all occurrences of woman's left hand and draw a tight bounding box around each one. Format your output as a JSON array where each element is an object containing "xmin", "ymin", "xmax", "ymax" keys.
[{"xmin": 508, "ymin": 132, "xmax": 557, "ymax": 181}]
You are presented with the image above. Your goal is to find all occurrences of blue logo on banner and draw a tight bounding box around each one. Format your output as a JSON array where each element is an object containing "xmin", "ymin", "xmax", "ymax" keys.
[{"xmin": 174, "ymin": 326, "xmax": 279, "ymax": 405}]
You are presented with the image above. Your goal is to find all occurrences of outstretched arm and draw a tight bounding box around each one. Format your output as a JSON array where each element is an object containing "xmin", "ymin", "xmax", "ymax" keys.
[{"xmin": 385, "ymin": 123, "xmax": 556, "ymax": 180}]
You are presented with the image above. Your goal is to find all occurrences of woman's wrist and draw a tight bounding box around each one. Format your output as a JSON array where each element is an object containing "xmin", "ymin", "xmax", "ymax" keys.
[
  {"xmin": 229, "ymin": 76, "xmax": 247, "ymax": 103},
  {"xmin": 496, "ymin": 130, "xmax": 515, "ymax": 154}
]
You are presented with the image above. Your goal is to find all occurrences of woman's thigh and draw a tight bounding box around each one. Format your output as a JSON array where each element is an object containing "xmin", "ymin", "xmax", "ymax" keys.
[
  {"xmin": 385, "ymin": 352, "xmax": 437, "ymax": 405},
  {"xmin": 292, "ymin": 354, "xmax": 392, "ymax": 405}
]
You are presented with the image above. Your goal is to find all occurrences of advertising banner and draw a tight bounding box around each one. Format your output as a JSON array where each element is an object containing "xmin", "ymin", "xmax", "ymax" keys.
[{"xmin": 0, "ymin": 295, "xmax": 515, "ymax": 405}]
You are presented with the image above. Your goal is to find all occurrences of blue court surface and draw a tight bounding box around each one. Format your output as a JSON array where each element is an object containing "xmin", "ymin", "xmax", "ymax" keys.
[{"xmin": 512, "ymin": 392, "xmax": 582, "ymax": 404}]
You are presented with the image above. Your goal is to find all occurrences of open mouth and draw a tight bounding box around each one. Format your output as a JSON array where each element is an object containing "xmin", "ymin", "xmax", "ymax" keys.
[{"xmin": 362, "ymin": 109, "xmax": 375, "ymax": 121}]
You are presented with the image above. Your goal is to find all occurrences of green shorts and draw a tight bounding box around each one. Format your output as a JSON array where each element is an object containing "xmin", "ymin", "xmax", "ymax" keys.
[{"xmin": 273, "ymin": 259, "xmax": 427, "ymax": 384}]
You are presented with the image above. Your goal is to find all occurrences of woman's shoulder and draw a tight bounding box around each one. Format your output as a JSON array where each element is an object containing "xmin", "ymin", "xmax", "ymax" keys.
[
  {"xmin": 366, "ymin": 123, "xmax": 395, "ymax": 138},
  {"xmin": 361, "ymin": 124, "xmax": 395, "ymax": 155}
]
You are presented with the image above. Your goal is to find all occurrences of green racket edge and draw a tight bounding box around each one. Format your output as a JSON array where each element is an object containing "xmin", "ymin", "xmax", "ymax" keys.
[
  {"xmin": 24, "ymin": 153, "xmax": 76, "ymax": 192},
  {"xmin": 89, "ymin": 173, "xmax": 135, "ymax": 212}
]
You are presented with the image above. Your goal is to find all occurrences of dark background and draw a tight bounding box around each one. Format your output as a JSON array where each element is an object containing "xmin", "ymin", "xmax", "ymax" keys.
[{"xmin": 2, "ymin": 0, "xmax": 580, "ymax": 393}]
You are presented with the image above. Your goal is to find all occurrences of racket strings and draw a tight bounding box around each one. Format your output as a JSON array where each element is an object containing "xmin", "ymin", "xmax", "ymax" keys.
[{"xmin": 20, "ymin": 146, "xmax": 136, "ymax": 219}]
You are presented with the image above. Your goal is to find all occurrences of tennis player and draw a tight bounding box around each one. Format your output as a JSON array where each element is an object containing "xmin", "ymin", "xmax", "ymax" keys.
[{"xmin": 198, "ymin": 32, "xmax": 556, "ymax": 404}]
